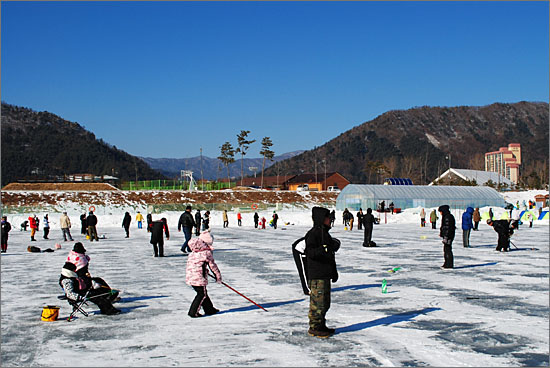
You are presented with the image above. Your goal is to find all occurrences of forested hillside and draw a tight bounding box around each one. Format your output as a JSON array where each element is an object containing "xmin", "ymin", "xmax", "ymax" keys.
[
  {"xmin": 267, "ymin": 102, "xmax": 549, "ymax": 188},
  {"xmin": 1, "ymin": 103, "xmax": 165, "ymax": 186}
]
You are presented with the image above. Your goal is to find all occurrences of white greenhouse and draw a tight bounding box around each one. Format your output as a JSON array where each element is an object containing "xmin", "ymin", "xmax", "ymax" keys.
[{"xmin": 336, "ymin": 185, "xmax": 507, "ymax": 211}]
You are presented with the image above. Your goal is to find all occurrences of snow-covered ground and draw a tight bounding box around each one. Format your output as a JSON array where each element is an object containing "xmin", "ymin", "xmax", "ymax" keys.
[{"xmin": 1, "ymin": 191, "xmax": 548, "ymax": 366}]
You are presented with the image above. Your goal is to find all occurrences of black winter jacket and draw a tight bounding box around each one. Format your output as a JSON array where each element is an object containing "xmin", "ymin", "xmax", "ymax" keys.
[
  {"xmin": 87, "ymin": 214, "xmax": 98, "ymax": 227},
  {"xmin": 122, "ymin": 213, "xmax": 131, "ymax": 228},
  {"xmin": 304, "ymin": 207, "xmax": 340, "ymax": 281},
  {"xmin": 362, "ymin": 213, "xmax": 375, "ymax": 230},
  {"xmin": 438, "ymin": 205, "xmax": 455, "ymax": 240},
  {"xmin": 195, "ymin": 212, "xmax": 202, "ymax": 226},
  {"xmin": 150, "ymin": 220, "xmax": 169, "ymax": 244},
  {"xmin": 492, "ymin": 220, "xmax": 511, "ymax": 236},
  {"xmin": 178, "ymin": 211, "xmax": 195, "ymax": 230}
]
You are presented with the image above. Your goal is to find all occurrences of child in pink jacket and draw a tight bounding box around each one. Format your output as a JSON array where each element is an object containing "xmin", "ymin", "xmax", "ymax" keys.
[{"xmin": 186, "ymin": 230, "xmax": 222, "ymax": 317}]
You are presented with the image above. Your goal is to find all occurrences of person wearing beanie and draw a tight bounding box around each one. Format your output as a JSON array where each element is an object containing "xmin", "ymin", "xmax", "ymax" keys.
[
  {"xmin": 438, "ymin": 205, "xmax": 455, "ymax": 269},
  {"xmin": 59, "ymin": 262, "xmax": 120, "ymax": 315},
  {"xmin": 304, "ymin": 206, "xmax": 340, "ymax": 338},
  {"xmin": 186, "ymin": 230, "xmax": 222, "ymax": 317},
  {"xmin": 66, "ymin": 242, "xmax": 119, "ymax": 302}
]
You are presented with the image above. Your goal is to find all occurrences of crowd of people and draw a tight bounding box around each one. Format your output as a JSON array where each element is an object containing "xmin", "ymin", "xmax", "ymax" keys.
[{"xmin": 0, "ymin": 199, "xmax": 539, "ymax": 337}]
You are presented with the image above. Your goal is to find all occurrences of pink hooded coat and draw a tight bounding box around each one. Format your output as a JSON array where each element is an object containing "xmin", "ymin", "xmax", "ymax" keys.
[{"xmin": 186, "ymin": 231, "xmax": 222, "ymax": 286}]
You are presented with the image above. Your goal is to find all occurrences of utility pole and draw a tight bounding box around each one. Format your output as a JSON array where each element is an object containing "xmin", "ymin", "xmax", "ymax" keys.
[
  {"xmin": 200, "ymin": 148, "xmax": 204, "ymax": 191},
  {"xmin": 323, "ymin": 159, "xmax": 327, "ymax": 191}
]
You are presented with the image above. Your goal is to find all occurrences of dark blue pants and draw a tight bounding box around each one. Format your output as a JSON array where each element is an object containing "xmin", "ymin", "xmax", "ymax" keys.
[{"xmin": 181, "ymin": 227, "xmax": 192, "ymax": 252}]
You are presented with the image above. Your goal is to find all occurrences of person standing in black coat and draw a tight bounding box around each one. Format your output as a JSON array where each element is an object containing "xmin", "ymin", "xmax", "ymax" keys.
[
  {"xmin": 304, "ymin": 206, "xmax": 340, "ymax": 338},
  {"xmin": 438, "ymin": 205, "xmax": 455, "ymax": 269},
  {"xmin": 178, "ymin": 206, "xmax": 196, "ymax": 254},
  {"xmin": 253, "ymin": 212, "xmax": 259, "ymax": 228},
  {"xmin": 150, "ymin": 218, "xmax": 170, "ymax": 257},
  {"xmin": 272, "ymin": 211, "xmax": 279, "ymax": 229},
  {"xmin": 356, "ymin": 209, "xmax": 364, "ymax": 230},
  {"xmin": 87, "ymin": 211, "xmax": 99, "ymax": 241},
  {"xmin": 194, "ymin": 210, "xmax": 202, "ymax": 236},
  {"xmin": 122, "ymin": 212, "xmax": 131, "ymax": 238},
  {"xmin": 362, "ymin": 208, "xmax": 376, "ymax": 247},
  {"xmin": 80, "ymin": 213, "xmax": 87, "ymax": 235},
  {"xmin": 203, "ymin": 211, "xmax": 210, "ymax": 230},
  {"xmin": 1, "ymin": 216, "xmax": 12, "ymax": 253}
]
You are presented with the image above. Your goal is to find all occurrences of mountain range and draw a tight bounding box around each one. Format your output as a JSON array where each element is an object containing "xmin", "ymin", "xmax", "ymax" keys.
[
  {"xmin": 1, "ymin": 101, "xmax": 548, "ymax": 188},
  {"xmin": 140, "ymin": 151, "xmax": 305, "ymax": 181}
]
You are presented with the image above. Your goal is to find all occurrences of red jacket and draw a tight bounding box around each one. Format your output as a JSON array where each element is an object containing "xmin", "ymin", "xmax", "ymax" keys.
[{"xmin": 28, "ymin": 216, "xmax": 37, "ymax": 229}]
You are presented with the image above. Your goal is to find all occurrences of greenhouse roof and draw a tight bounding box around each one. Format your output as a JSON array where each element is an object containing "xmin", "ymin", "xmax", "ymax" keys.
[{"xmin": 336, "ymin": 184, "xmax": 507, "ymax": 211}]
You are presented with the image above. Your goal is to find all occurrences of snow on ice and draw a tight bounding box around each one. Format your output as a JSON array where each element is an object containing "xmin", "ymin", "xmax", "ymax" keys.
[{"xmin": 1, "ymin": 190, "xmax": 548, "ymax": 366}]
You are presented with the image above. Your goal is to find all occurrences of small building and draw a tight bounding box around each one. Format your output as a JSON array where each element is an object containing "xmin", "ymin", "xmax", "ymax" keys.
[
  {"xmin": 534, "ymin": 194, "xmax": 549, "ymax": 209},
  {"xmin": 336, "ymin": 184, "xmax": 506, "ymax": 211},
  {"xmin": 429, "ymin": 168, "xmax": 512, "ymax": 187},
  {"xmin": 287, "ymin": 172, "xmax": 350, "ymax": 191}
]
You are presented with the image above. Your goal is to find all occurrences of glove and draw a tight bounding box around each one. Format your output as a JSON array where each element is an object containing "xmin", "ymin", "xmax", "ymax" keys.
[
  {"xmin": 332, "ymin": 271, "xmax": 339, "ymax": 283},
  {"xmin": 216, "ymin": 277, "xmax": 222, "ymax": 284}
]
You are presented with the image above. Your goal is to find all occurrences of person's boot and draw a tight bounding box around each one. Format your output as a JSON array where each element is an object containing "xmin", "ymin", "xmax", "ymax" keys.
[
  {"xmin": 31, "ymin": 236, "xmax": 36, "ymax": 241},
  {"xmin": 320, "ymin": 324, "xmax": 336, "ymax": 334},
  {"xmin": 308, "ymin": 327, "xmax": 332, "ymax": 338}
]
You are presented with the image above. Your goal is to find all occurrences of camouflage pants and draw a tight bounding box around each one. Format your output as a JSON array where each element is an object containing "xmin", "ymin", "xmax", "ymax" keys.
[{"xmin": 308, "ymin": 279, "xmax": 331, "ymax": 329}]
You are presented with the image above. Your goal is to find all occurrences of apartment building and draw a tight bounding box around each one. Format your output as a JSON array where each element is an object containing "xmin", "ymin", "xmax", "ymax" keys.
[{"xmin": 485, "ymin": 143, "xmax": 521, "ymax": 184}]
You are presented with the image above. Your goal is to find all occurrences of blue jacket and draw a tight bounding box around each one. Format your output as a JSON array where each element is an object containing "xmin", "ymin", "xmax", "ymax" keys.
[{"xmin": 461, "ymin": 207, "xmax": 474, "ymax": 230}]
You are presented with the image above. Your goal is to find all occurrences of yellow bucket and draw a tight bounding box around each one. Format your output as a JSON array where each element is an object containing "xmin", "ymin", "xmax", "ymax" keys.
[{"xmin": 41, "ymin": 305, "xmax": 60, "ymax": 322}]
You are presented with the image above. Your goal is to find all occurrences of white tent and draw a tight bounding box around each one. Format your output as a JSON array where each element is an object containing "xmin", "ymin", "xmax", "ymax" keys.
[{"xmin": 336, "ymin": 184, "xmax": 506, "ymax": 211}]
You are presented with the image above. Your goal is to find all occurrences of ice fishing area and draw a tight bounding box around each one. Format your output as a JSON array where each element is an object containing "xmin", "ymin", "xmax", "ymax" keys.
[{"xmin": 1, "ymin": 190, "xmax": 548, "ymax": 366}]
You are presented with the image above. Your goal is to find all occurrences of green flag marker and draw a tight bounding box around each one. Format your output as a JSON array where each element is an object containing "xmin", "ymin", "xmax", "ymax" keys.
[{"xmin": 381, "ymin": 279, "xmax": 387, "ymax": 293}]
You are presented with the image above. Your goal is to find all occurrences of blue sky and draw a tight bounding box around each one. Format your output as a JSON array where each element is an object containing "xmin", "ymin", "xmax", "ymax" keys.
[{"xmin": 2, "ymin": 1, "xmax": 548, "ymax": 159}]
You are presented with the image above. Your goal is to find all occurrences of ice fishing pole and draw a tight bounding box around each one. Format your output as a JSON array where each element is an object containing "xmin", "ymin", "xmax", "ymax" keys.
[{"xmin": 208, "ymin": 272, "xmax": 268, "ymax": 312}]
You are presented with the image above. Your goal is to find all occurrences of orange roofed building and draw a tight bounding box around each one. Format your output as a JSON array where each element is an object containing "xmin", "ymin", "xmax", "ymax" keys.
[
  {"xmin": 485, "ymin": 143, "xmax": 521, "ymax": 185},
  {"xmin": 287, "ymin": 172, "xmax": 350, "ymax": 191}
]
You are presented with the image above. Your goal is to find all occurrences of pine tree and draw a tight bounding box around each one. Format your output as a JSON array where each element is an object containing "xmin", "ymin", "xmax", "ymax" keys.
[
  {"xmin": 235, "ymin": 130, "xmax": 256, "ymax": 186},
  {"xmin": 259, "ymin": 137, "xmax": 275, "ymax": 189},
  {"xmin": 218, "ymin": 142, "xmax": 235, "ymax": 188}
]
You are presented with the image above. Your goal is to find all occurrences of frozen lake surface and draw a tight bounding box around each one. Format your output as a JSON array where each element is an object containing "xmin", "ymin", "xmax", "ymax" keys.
[{"xmin": 1, "ymin": 208, "xmax": 549, "ymax": 366}]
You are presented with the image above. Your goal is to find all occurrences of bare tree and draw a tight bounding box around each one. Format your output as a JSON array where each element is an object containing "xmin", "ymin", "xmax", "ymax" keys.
[
  {"xmin": 235, "ymin": 130, "xmax": 256, "ymax": 186},
  {"xmin": 259, "ymin": 137, "xmax": 275, "ymax": 189},
  {"xmin": 468, "ymin": 153, "xmax": 485, "ymax": 170},
  {"xmin": 383, "ymin": 156, "xmax": 398, "ymax": 177}
]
